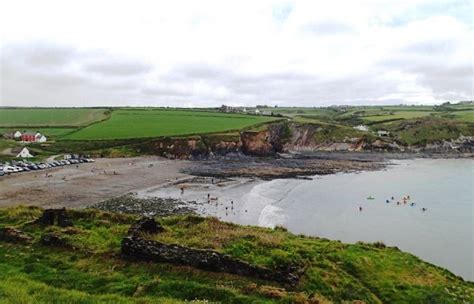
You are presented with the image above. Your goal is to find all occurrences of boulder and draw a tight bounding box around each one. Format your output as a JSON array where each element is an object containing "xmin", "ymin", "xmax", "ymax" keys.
[
  {"xmin": 128, "ymin": 217, "xmax": 164, "ymax": 236},
  {"xmin": 40, "ymin": 233, "xmax": 68, "ymax": 247},
  {"xmin": 0, "ymin": 227, "xmax": 33, "ymax": 243},
  {"xmin": 35, "ymin": 208, "xmax": 74, "ymax": 227}
]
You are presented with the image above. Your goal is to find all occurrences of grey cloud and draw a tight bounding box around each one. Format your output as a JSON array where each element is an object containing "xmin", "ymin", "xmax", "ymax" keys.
[
  {"xmin": 0, "ymin": 42, "xmax": 149, "ymax": 106},
  {"xmin": 84, "ymin": 60, "xmax": 152, "ymax": 77},
  {"xmin": 2, "ymin": 42, "xmax": 77, "ymax": 68},
  {"xmin": 146, "ymin": 62, "xmax": 401, "ymax": 106}
]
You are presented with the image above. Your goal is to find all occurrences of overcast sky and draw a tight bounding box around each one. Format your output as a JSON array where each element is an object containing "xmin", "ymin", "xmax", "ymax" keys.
[{"xmin": 0, "ymin": 0, "xmax": 472, "ymax": 107}]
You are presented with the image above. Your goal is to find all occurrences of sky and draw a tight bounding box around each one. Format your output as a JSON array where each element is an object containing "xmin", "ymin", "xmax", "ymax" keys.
[{"xmin": 0, "ymin": 0, "xmax": 472, "ymax": 107}]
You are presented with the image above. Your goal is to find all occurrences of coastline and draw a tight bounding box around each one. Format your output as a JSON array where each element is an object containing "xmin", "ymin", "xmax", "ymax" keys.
[{"xmin": 97, "ymin": 158, "xmax": 473, "ymax": 281}]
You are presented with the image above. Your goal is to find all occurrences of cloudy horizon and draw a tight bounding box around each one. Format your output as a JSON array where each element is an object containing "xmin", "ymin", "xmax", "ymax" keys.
[{"xmin": 0, "ymin": 0, "xmax": 472, "ymax": 107}]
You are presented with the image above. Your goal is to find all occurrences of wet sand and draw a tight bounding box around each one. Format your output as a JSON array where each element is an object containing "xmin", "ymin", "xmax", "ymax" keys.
[
  {"xmin": 0, "ymin": 155, "xmax": 385, "ymax": 209},
  {"xmin": 0, "ymin": 157, "xmax": 191, "ymax": 208}
]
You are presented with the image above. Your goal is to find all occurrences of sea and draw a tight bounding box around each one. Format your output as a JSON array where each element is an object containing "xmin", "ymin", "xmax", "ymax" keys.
[{"xmin": 142, "ymin": 159, "xmax": 474, "ymax": 280}]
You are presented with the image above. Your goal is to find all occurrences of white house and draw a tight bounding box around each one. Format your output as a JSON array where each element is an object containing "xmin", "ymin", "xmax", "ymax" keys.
[
  {"xmin": 254, "ymin": 109, "xmax": 261, "ymax": 115},
  {"xmin": 16, "ymin": 147, "xmax": 33, "ymax": 158},
  {"xmin": 353, "ymin": 125, "xmax": 369, "ymax": 132},
  {"xmin": 14, "ymin": 131, "xmax": 22, "ymax": 138},
  {"xmin": 377, "ymin": 130, "xmax": 390, "ymax": 137},
  {"xmin": 37, "ymin": 135, "xmax": 47, "ymax": 143}
]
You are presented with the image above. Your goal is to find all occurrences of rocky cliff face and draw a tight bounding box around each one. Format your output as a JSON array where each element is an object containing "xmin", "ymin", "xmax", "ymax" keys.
[{"xmin": 135, "ymin": 123, "xmax": 474, "ymax": 159}]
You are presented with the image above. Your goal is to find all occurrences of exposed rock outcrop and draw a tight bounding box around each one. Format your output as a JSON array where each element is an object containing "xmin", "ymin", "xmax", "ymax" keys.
[
  {"xmin": 121, "ymin": 236, "xmax": 300, "ymax": 285},
  {"xmin": 128, "ymin": 217, "xmax": 164, "ymax": 236},
  {"xmin": 0, "ymin": 227, "xmax": 33, "ymax": 243},
  {"xmin": 240, "ymin": 131, "xmax": 275, "ymax": 156},
  {"xmin": 40, "ymin": 232, "xmax": 69, "ymax": 247},
  {"xmin": 35, "ymin": 208, "xmax": 74, "ymax": 227}
]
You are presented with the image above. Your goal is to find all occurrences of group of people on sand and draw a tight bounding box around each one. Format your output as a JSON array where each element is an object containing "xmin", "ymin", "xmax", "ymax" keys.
[
  {"xmin": 359, "ymin": 194, "xmax": 428, "ymax": 212},
  {"xmin": 206, "ymin": 194, "xmax": 243, "ymax": 217},
  {"xmin": 178, "ymin": 183, "xmax": 247, "ymax": 218}
]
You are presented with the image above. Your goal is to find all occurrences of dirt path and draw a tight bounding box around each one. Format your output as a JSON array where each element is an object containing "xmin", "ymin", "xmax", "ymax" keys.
[{"xmin": 0, "ymin": 156, "xmax": 191, "ymax": 208}]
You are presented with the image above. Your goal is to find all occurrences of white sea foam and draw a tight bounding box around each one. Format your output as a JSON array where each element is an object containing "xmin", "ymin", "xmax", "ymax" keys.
[{"xmin": 258, "ymin": 204, "xmax": 286, "ymax": 228}]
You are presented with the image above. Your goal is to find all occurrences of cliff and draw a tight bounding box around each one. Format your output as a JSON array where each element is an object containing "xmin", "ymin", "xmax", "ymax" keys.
[
  {"xmin": 0, "ymin": 206, "xmax": 472, "ymax": 303},
  {"xmin": 130, "ymin": 122, "xmax": 474, "ymax": 159}
]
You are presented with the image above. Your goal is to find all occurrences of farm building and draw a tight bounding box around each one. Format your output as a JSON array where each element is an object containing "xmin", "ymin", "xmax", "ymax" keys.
[
  {"xmin": 20, "ymin": 131, "xmax": 47, "ymax": 143},
  {"xmin": 13, "ymin": 147, "xmax": 34, "ymax": 158},
  {"xmin": 21, "ymin": 131, "xmax": 37, "ymax": 142},
  {"xmin": 14, "ymin": 131, "xmax": 22, "ymax": 138}
]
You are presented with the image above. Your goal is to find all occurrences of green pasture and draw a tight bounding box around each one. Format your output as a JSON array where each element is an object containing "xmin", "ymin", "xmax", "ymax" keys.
[
  {"xmin": 64, "ymin": 109, "xmax": 279, "ymax": 140},
  {"xmin": 0, "ymin": 108, "xmax": 109, "ymax": 127},
  {"xmin": 361, "ymin": 111, "xmax": 433, "ymax": 122}
]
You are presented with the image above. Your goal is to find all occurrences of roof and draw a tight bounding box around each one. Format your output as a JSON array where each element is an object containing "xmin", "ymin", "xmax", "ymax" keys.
[
  {"xmin": 22, "ymin": 131, "xmax": 37, "ymax": 136},
  {"xmin": 11, "ymin": 146, "xmax": 27, "ymax": 153}
]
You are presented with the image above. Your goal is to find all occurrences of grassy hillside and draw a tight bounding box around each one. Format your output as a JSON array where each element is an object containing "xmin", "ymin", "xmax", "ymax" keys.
[
  {"xmin": 0, "ymin": 108, "xmax": 110, "ymax": 127},
  {"xmin": 0, "ymin": 206, "xmax": 472, "ymax": 303},
  {"xmin": 63, "ymin": 109, "xmax": 279, "ymax": 140}
]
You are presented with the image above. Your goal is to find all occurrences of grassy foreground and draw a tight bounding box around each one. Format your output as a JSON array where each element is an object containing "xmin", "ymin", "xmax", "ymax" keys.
[{"xmin": 0, "ymin": 206, "xmax": 472, "ymax": 303}]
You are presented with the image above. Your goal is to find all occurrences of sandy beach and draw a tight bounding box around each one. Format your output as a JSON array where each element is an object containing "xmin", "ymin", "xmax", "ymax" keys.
[{"xmin": 0, "ymin": 156, "xmax": 191, "ymax": 208}]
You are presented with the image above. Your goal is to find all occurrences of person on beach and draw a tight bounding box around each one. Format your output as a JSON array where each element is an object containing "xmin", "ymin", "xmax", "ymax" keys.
[
  {"xmin": 180, "ymin": 187, "xmax": 184, "ymax": 194},
  {"xmin": 422, "ymin": 207, "xmax": 427, "ymax": 212},
  {"xmin": 359, "ymin": 206, "xmax": 363, "ymax": 211}
]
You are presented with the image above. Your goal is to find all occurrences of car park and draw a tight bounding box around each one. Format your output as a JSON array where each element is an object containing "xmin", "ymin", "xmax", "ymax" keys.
[{"xmin": 1, "ymin": 158, "xmax": 94, "ymax": 177}]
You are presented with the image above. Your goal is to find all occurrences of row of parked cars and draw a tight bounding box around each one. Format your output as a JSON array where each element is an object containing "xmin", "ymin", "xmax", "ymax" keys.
[{"xmin": 0, "ymin": 158, "xmax": 95, "ymax": 176}]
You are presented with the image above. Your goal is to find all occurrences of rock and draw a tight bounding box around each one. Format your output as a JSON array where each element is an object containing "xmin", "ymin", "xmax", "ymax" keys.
[
  {"xmin": 35, "ymin": 209, "xmax": 56, "ymax": 226},
  {"xmin": 57, "ymin": 208, "xmax": 74, "ymax": 227},
  {"xmin": 241, "ymin": 130, "xmax": 275, "ymax": 156},
  {"xmin": 121, "ymin": 236, "xmax": 301, "ymax": 285},
  {"xmin": 35, "ymin": 208, "xmax": 74, "ymax": 227},
  {"xmin": 0, "ymin": 227, "xmax": 33, "ymax": 243},
  {"xmin": 40, "ymin": 233, "xmax": 68, "ymax": 247},
  {"xmin": 128, "ymin": 217, "xmax": 164, "ymax": 236},
  {"xmin": 91, "ymin": 195, "xmax": 197, "ymax": 216}
]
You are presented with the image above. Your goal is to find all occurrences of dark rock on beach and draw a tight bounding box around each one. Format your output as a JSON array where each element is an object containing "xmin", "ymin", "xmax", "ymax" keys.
[{"xmin": 91, "ymin": 195, "xmax": 198, "ymax": 217}]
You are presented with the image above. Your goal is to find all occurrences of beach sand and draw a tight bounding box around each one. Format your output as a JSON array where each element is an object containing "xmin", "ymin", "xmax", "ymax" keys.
[{"xmin": 0, "ymin": 156, "xmax": 191, "ymax": 208}]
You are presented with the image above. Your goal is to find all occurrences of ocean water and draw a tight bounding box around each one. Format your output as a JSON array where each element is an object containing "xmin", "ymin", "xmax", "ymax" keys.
[
  {"xmin": 141, "ymin": 158, "xmax": 473, "ymax": 280},
  {"xmin": 241, "ymin": 159, "xmax": 473, "ymax": 280}
]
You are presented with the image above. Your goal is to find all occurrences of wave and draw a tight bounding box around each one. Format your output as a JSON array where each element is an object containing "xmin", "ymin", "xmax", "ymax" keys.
[
  {"xmin": 258, "ymin": 204, "xmax": 287, "ymax": 228},
  {"xmin": 243, "ymin": 179, "xmax": 294, "ymax": 228}
]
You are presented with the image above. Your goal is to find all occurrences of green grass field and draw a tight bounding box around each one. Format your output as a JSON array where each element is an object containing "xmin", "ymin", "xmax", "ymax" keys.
[
  {"xmin": 450, "ymin": 111, "xmax": 474, "ymax": 122},
  {"xmin": 362, "ymin": 111, "xmax": 433, "ymax": 122},
  {"xmin": 64, "ymin": 109, "xmax": 279, "ymax": 140},
  {"xmin": 0, "ymin": 206, "xmax": 472, "ymax": 303},
  {"xmin": 0, "ymin": 108, "xmax": 109, "ymax": 127}
]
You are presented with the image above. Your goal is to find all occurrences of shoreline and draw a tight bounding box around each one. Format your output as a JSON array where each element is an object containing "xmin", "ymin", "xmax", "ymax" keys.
[{"xmin": 97, "ymin": 158, "xmax": 472, "ymax": 281}]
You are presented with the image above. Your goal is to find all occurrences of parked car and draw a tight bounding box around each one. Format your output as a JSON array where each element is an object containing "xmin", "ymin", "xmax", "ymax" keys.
[{"xmin": 3, "ymin": 166, "xmax": 19, "ymax": 173}]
